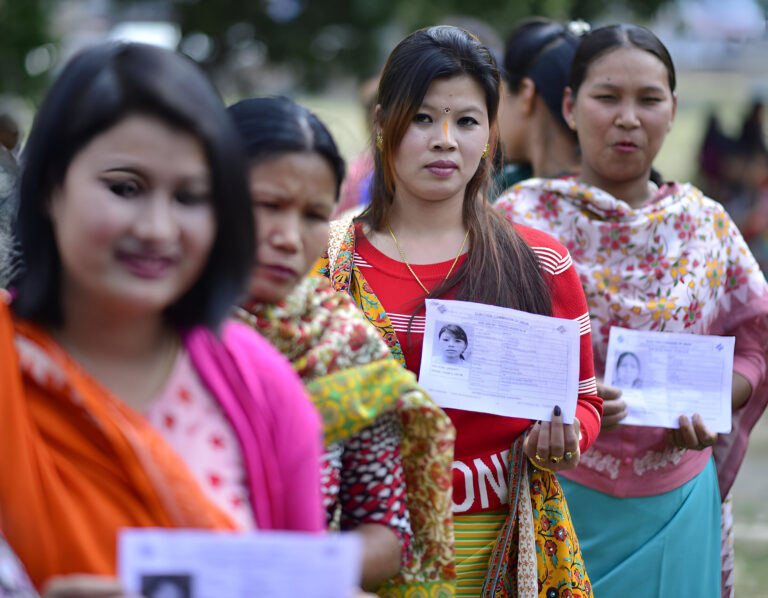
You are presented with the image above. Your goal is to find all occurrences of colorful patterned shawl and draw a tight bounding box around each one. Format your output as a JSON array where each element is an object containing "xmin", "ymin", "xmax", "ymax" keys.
[
  {"xmin": 0, "ymin": 304, "xmax": 234, "ymax": 589},
  {"xmin": 496, "ymin": 177, "xmax": 768, "ymax": 498},
  {"xmin": 237, "ymin": 275, "xmax": 456, "ymax": 598},
  {"xmin": 0, "ymin": 301, "xmax": 324, "ymax": 590}
]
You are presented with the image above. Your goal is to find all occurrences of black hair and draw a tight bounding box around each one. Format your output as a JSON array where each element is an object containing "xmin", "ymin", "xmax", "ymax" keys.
[
  {"xmin": 616, "ymin": 351, "xmax": 641, "ymax": 387},
  {"xmin": 616, "ymin": 351, "xmax": 641, "ymax": 374},
  {"xmin": 503, "ymin": 17, "xmax": 581, "ymax": 132},
  {"xmin": 13, "ymin": 41, "xmax": 254, "ymax": 330},
  {"xmin": 569, "ymin": 24, "xmax": 676, "ymax": 97},
  {"xmin": 227, "ymin": 97, "xmax": 345, "ymax": 198},
  {"xmin": 363, "ymin": 25, "xmax": 552, "ymax": 317},
  {"xmin": 438, "ymin": 323, "xmax": 468, "ymax": 344},
  {"xmin": 438, "ymin": 323, "xmax": 468, "ymax": 358}
]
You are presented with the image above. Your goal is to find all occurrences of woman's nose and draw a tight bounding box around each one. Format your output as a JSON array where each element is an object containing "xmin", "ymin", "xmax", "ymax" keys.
[
  {"xmin": 433, "ymin": 120, "xmax": 457, "ymax": 150},
  {"xmin": 268, "ymin": 211, "xmax": 301, "ymax": 251},
  {"xmin": 615, "ymin": 102, "xmax": 640, "ymax": 129},
  {"xmin": 134, "ymin": 195, "xmax": 177, "ymax": 242}
]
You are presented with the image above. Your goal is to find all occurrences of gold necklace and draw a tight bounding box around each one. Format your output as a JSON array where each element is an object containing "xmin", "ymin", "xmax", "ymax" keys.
[{"xmin": 387, "ymin": 225, "xmax": 469, "ymax": 295}]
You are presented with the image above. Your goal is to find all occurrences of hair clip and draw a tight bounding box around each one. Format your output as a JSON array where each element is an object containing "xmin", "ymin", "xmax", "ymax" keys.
[{"xmin": 567, "ymin": 19, "xmax": 591, "ymax": 37}]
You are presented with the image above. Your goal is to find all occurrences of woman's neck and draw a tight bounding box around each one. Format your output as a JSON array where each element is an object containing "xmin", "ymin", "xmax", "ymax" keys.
[
  {"xmin": 366, "ymin": 192, "xmax": 467, "ymax": 265},
  {"xmin": 387, "ymin": 192, "xmax": 464, "ymax": 237},
  {"xmin": 57, "ymin": 295, "xmax": 168, "ymax": 360},
  {"xmin": 529, "ymin": 118, "xmax": 580, "ymax": 178},
  {"xmin": 53, "ymin": 288, "xmax": 178, "ymax": 411}
]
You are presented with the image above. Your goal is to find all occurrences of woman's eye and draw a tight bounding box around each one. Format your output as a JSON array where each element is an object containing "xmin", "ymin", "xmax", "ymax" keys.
[
  {"xmin": 458, "ymin": 116, "xmax": 479, "ymax": 127},
  {"xmin": 305, "ymin": 211, "xmax": 330, "ymax": 223},
  {"xmin": 595, "ymin": 95, "xmax": 617, "ymax": 102},
  {"xmin": 176, "ymin": 191, "xmax": 210, "ymax": 205},
  {"xmin": 413, "ymin": 113, "xmax": 432, "ymax": 124},
  {"xmin": 254, "ymin": 200, "xmax": 280, "ymax": 210},
  {"xmin": 641, "ymin": 97, "xmax": 662, "ymax": 104},
  {"xmin": 108, "ymin": 180, "xmax": 141, "ymax": 198}
]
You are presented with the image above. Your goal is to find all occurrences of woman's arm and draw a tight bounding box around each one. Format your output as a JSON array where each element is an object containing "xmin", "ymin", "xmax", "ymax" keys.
[
  {"xmin": 338, "ymin": 413, "xmax": 410, "ymax": 588},
  {"xmin": 356, "ymin": 524, "xmax": 402, "ymax": 590},
  {"xmin": 730, "ymin": 317, "xmax": 766, "ymax": 410}
]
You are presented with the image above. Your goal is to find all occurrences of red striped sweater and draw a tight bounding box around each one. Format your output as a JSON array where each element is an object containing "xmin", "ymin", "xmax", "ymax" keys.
[{"xmin": 354, "ymin": 222, "xmax": 602, "ymax": 514}]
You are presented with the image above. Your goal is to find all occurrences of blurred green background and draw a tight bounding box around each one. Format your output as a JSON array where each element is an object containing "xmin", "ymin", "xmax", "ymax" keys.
[{"xmin": 2, "ymin": 0, "xmax": 768, "ymax": 594}]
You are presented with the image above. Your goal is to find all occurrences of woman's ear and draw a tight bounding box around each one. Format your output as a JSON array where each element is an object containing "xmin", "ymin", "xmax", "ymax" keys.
[
  {"xmin": 518, "ymin": 77, "xmax": 537, "ymax": 117},
  {"xmin": 373, "ymin": 104, "xmax": 383, "ymax": 136},
  {"xmin": 668, "ymin": 92, "xmax": 678, "ymax": 132},
  {"xmin": 562, "ymin": 87, "xmax": 577, "ymax": 131}
]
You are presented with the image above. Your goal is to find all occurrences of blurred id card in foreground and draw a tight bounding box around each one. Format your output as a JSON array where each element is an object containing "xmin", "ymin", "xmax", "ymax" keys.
[
  {"xmin": 604, "ymin": 327, "xmax": 734, "ymax": 433},
  {"xmin": 118, "ymin": 529, "xmax": 361, "ymax": 598},
  {"xmin": 418, "ymin": 299, "xmax": 580, "ymax": 423}
]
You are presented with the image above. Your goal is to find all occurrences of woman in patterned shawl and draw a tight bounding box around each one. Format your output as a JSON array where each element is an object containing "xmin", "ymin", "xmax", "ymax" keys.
[
  {"xmin": 496, "ymin": 24, "xmax": 768, "ymax": 598},
  {"xmin": 228, "ymin": 97, "xmax": 456, "ymax": 597}
]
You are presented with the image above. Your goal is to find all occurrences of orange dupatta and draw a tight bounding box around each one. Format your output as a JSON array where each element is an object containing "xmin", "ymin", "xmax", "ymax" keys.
[{"xmin": 0, "ymin": 303, "xmax": 234, "ymax": 590}]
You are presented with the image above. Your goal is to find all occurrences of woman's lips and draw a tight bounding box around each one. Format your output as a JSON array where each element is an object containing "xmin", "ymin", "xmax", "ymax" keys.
[
  {"xmin": 116, "ymin": 251, "xmax": 176, "ymax": 279},
  {"xmin": 259, "ymin": 263, "xmax": 298, "ymax": 282},
  {"xmin": 426, "ymin": 160, "xmax": 457, "ymax": 178},
  {"xmin": 612, "ymin": 141, "xmax": 640, "ymax": 153}
]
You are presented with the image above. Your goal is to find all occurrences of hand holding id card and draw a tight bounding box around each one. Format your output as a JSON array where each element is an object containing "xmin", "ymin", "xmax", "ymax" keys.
[
  {"xmin": 418, "ymin": 299, "xmax": 580, "ymax": 422},
  {"xmin": 604, "ymin": 327, "xmax": 734, "ymax": 433}
]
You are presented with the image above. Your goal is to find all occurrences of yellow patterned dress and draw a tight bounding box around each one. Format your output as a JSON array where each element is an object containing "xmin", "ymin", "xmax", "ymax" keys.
[{"xmin": 237, "ymin": 275, "xmax": 456, "ymax": 597}]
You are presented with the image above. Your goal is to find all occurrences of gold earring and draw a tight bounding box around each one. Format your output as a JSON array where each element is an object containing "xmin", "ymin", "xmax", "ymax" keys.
[
  {"xmin": 376, "ymin": 132, "xmax": 383, "ymax": 151},
  {"xmin": 569, "ymin": 118, "xmax": 576, "ymax": 130},
  {"xmin": 481, "ymin": 143, "xmax": 489, "ymax": 159}
]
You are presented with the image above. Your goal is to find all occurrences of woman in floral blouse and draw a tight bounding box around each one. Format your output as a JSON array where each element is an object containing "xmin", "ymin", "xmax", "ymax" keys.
[{"xmin": 496, "ymin": 24, "xmax": 768, "ymax": 598}]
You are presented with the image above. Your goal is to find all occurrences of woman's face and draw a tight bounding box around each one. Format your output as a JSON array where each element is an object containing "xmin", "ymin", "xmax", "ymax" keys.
[
  {"xmin": 563, "ymin": 46, "xmax": 676, "ymax": 191},
  {"xmin": 49, "ymin": 114, "xmax": 216, "ymax": 319},
  {"xmin": 391, "ymin": 74, "xmax": 489, "ymax": 207},
  {"xmin": 616, "ymin": 354, "xmax": 640, "ymax": 385},
  {"xmin": 247, "ymin": 152, "xmax": 336, "ymax": 303},
  {"xmin": 439, "ymin": 330, "xmax": 466, "ymax": 363}
]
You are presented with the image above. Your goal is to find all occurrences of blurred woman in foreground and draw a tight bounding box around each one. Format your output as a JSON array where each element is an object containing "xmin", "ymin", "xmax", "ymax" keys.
[{"xmin": 0, "ymin": 42, "xmax": 324, "ymax": 593}]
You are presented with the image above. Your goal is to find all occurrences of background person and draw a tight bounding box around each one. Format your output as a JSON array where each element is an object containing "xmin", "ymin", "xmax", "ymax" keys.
[
  {"xmin": 496, "ymin": 24, "xmax": 768, "ymax": 598},
  {"xmin": 494, "ymin": 17, "xmax": 582, "ymax": 197}
]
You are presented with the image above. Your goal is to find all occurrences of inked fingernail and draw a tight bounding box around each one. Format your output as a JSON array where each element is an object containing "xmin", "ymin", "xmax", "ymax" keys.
[{"xmin": 554, "ymin": 405, "xmax": 562, "ymax": 416}]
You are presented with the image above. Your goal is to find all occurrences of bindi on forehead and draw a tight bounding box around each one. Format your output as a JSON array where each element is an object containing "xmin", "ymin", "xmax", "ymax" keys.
[{"xmin": 443, "ymin": 107, "xmax": 451, "ymax": 114}]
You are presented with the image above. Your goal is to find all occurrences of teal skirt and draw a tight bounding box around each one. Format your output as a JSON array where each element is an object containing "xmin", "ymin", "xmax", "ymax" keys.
[{"xmin": 560, "ymin": 457, "xmax": 720, "ymax": 597}]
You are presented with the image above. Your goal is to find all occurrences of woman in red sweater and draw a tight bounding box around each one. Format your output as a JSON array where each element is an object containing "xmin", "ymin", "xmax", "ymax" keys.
[{"xmin": 317, "ymin": 25, "xmax": 602, "ymax": 597}]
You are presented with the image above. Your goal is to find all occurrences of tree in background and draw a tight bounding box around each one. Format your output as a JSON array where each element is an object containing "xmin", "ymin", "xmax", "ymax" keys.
[
  {"xmin": 0, "ymin": 0, "xmax": 54, "ymax": 98},
  {"xmin": 172, "ymin": 0, "xmax": 671, "ymax": 91}
]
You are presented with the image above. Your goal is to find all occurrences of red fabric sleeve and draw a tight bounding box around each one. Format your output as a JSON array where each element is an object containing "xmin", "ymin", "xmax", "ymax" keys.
[{"xmin": 514, "ymin": 224, "xmax": 603, "ymax": 452}]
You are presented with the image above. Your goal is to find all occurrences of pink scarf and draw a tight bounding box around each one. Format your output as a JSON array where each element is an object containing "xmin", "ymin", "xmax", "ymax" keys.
[{"xmin": 185, "ymin": 321, "xmax": 325, "ymax": 532}]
